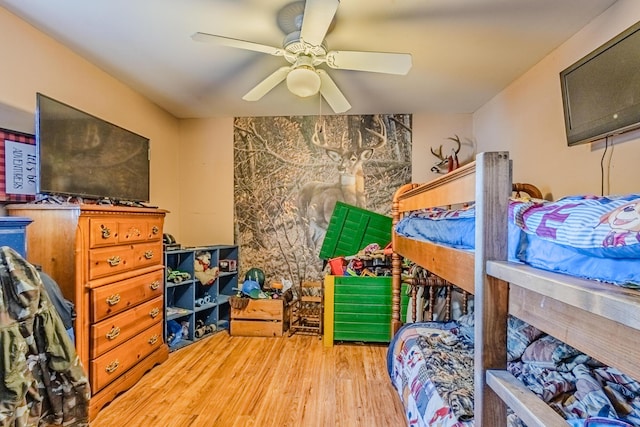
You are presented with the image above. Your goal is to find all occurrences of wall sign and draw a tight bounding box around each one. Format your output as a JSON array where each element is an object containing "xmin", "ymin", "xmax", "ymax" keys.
[
  {"xmin": 4, "ymin": 140, "xmax": 37, "ymax": 195},
  {"xmin": 0, "ymin": 128, "xmax": 36, "ymax": 202}
]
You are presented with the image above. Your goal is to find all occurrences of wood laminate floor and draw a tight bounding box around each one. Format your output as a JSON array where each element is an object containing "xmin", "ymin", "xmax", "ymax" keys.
[{"xmin": 91, "ymin": 331, "xmax": 407, "ymax": 427}]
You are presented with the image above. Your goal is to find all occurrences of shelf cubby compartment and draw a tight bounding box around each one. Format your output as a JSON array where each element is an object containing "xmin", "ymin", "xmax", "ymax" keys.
[{"xmin": 163, "ymin": 245, "xmax": 238, "ymax": 351}]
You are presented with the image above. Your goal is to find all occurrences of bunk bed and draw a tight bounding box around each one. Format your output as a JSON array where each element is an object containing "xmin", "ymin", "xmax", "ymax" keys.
[{"xmin": 387, "ymin": 151, "xmax": 640, "ymax": 427}]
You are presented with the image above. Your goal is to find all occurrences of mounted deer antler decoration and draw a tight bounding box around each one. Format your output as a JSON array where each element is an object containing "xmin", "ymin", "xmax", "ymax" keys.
[{"xmin": 431, "ymin": 135, "xmax": 461, "ymax": 174}]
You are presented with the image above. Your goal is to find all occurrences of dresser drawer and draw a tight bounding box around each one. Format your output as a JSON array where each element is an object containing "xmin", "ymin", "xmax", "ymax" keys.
[
  {"xmin": 91, "ymin": 296, "xmax": 164, "ymax": 358},
  {"xmin": 89, "ymin": 216, "xmax": 163, "ymax": 248},
  {"xmin": 133, "ymin": 242, "xmax": 163, "ymax": 269},
  {"xmin": 91, "ymin": 269, "xmax": 164, "ymax": 322},
  {"xmin": 143, "ymin": 217, "xmax": 163, "ymax": 241},
  {"xmin": 89, "ymin": 245, "xmax": 136, "ymax": 279},
  {"xmin": 89, "ymin": 218, "xmax": 120, "ymax": 248},
  {"xmin": 118, "ymin": 217, "xmax": 162, "ymax": 244},
  {"xmin": 90, "ymin": 321, "xmax": 164, "ymax": 394}
]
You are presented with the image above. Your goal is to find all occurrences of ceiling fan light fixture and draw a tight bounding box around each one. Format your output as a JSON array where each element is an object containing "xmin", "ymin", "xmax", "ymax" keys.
[
  {"xmin": 286, "ymin": 66, "xmax": 321, "ymax": 97},
  {"xmin": 195, "ymin": 0, "xmax": 409, "ymax": 112}
]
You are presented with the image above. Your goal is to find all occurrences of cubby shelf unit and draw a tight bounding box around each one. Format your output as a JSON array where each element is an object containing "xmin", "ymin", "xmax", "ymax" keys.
[{"xmin": 164, "ymin": 245, "xmax": 238, "ymax": 351}]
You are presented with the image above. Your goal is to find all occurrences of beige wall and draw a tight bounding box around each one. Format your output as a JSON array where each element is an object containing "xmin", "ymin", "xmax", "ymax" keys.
[
  {"xmin": 473, "ymin": 0, "xmax": 640, "ymax": 199},
  {"xmin": 177, "ymin": 118, "xmax": 235, "ymax": 246},
  {"xmin": 412, "ymin": 113, "xmax": 474, "ymax": 183},
  {"xmin": 0, "ymin": 7, "xmax": 182, "ymax": 234}
]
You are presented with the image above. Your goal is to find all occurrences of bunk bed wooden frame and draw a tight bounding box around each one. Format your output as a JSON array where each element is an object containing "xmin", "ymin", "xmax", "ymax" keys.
[{"xmin": 389, "ymin": 151, "xmax": 640, "ymax": 427}]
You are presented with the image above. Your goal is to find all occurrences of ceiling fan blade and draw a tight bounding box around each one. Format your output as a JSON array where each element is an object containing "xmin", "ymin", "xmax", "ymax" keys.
[
  {"xmin": 317, "ymin": 69, "xmax": 351, "ymax": 114},
  {"xmin": 192, "ymin": 32, "xmax": 284, "ymax": 57},
  {"xmin": 242, "ymin": 67, "xmax": 291, "ymax": 101},
  {"xmin": 326, "ymin": 50, "xmax": 412, "ymax": 75},
  {"xmin": 300, "ymin": 0, "xmax": 339, "ymax": 47}
]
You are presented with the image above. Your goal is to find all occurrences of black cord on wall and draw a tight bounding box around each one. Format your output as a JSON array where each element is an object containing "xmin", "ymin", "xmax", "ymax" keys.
[{"xmin": 600, "ymin": 136, "xmax": 610, "ymax": 196}]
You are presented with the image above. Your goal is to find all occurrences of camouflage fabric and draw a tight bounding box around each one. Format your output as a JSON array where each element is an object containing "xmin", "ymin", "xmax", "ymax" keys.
[{"xmin": 0, "ymin": 246, "xmax": 90, "ymax": 426}]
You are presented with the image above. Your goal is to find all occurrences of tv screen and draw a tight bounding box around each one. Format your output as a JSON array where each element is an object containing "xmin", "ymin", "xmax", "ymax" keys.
[
  {"xmin": 560, "ymin": 21, "xmax": 640, "ymax": 146},
  {"xmin": 36, "ymin": 93, "xmax": 150, "ymax": 202}
]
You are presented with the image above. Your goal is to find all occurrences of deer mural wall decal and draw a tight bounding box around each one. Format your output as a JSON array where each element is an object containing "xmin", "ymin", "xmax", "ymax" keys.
[{"xmin": 298, "ymin": 115, "xmax": 387, "ymax": 248}]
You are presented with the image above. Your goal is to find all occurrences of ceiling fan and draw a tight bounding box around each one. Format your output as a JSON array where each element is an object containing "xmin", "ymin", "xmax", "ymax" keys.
[{"xmin": 192, "ymin": 0, "xmax": 412, "ymax": 113}]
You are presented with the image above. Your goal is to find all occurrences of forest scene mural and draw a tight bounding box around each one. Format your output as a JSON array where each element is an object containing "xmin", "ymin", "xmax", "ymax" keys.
[{"xmin": 234, "ymin": 114, "xmax": 412, "ymax": 285}]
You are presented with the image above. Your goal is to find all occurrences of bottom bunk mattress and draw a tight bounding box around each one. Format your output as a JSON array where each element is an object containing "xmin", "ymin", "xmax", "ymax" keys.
[
  {"xmin": 387, "ymin": 316, "xmax": 640, "ymax": 427},
  {"xmin": 387, "ymin": 319, "xmax": 475, "ymax": 427}
]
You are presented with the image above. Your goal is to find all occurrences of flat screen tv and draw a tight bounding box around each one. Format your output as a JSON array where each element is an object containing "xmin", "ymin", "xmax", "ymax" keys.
[
  {"xmin": 36, "ymin": 93, "xmax": 150, "ymax": 203},
  {"xmin": 560, "ymin": 20, "xmax": 640, "ymax": 146}
]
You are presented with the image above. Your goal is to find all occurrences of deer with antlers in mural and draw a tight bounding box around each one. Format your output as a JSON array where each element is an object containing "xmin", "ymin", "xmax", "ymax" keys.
[{"xmin": 298, "ymin": 115, "xmax": 387, "ymax": 249}]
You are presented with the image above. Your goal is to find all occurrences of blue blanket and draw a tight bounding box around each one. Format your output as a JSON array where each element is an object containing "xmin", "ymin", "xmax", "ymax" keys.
[{"xmin": 395, "ymin": 194, "xmax": 640, "ymax": 287}]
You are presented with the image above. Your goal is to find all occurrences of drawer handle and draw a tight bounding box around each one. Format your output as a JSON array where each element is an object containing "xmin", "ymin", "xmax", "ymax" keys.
[
  {"xmin": 144, "ymin": 250, "xmax": 154, "ymax": 260},
  {"xmin": 152, "ymin": 226, "xmax": 159, "ymax": 235},
  {"xmin": 129, "ymin": 227, "xmax": 141, "ymax": 238},
  {"xmin": 148, "ymin": 334, "xmax": 159, "ymax": 345},
  {"xmin": 149, "ymin": 307, "xmax": 160, "ymax": 318},
  {"xmin": 106, "ymin": 294, "xmax": 121, "ymax": 306},
  {"xmin": 101, "ymin": 224, "xmax": 111, "ymax": 239},
  {"xmin": 106, "ymin": 326, "xmax": 121, "ymax": 340},
  {"xmin": 107, "ymin": 256, "xmax": 121, "ymax": 266},
  {"xmin": 105, "ymin": 360, "xmax": 120, "ymax": 373},
  {"xmin": 150, "ymin": 280, "xmax": 160, "ymax": 290}
]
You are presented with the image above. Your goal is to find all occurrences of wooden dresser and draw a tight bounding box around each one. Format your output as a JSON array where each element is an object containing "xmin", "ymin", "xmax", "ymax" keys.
[{"xmin": 7, "ymin": 204, "xmax": 169, "ymax": 419}]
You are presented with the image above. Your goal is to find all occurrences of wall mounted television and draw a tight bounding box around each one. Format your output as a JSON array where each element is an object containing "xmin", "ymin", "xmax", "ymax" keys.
[
  {"xmin": 36, "ymin": 93, "xmax": 150, "ymax": 203},
  {"xmin": 560, "ymin": 20, "xmax": 640, "ymax": 147}
]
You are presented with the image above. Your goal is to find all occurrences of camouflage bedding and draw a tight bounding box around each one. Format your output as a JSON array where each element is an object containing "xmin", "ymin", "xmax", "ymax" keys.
[
  {"xmin": 507, "ymin": 321, "xmax": 640, "ymax": 426},
  {"xmin": 387, "ymin": 314, "xmax": 640, "ymax": 426},
  {"xmin": 387, "ymin": 320, "xmax": 474, "ymax": 427},
  {"xmin": 0, "ymin": 246, "xmax": 90, "ymax": 427}
]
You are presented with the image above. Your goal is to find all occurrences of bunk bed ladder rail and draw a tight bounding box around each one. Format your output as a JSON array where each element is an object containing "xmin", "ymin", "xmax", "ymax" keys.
[
  {"xmin": 479, "ymin": 155, "xmax": 567, "ymax": 426},
  {"xmin": 473, "ymin": 151, "xmax": 512, "ymax": 426}
]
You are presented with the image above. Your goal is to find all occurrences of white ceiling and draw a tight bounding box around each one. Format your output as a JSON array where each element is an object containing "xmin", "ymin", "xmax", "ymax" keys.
[{"xmin": 0, "ymin": 0, "xmax": 618, "ymax": 119}]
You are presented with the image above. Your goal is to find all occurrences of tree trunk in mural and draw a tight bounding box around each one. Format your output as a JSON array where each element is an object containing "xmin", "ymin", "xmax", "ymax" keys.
[
  {"xmin": 234, "ymin": 114, "xmax": 412, "ymax": 284},
  {"xmin": 233, "ymin": 125, "xmax": 266, "ymax": 250}
]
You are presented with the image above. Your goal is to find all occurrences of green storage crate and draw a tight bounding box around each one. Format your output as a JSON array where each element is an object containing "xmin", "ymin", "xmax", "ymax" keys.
[
  {"xmin": 319, "ymin": 202, "xmax": 392, "ymax": 260},
  {"xmin": 333, "ymin": 276, "xmax": 392, "ymax": 343}
]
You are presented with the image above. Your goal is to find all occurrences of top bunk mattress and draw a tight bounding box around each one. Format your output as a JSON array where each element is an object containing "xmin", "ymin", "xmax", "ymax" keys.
[{"xmin": 395, "ymin": 194, "xmax": 640, "ymax": 287}]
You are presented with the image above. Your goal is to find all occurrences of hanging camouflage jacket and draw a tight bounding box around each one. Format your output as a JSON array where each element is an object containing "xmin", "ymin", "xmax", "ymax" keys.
[{"xmin": 0, "ymin": 246, "xmax": 90, "ymax": 426}]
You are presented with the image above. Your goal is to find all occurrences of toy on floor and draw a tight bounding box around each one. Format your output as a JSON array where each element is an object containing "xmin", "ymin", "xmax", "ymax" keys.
[
  {"xmin": 167, "ymin": 319, "xmax": 183, "ymax": 347},
  {"xmin": 194, "ymin": 319, "xmax": 216, "ymax": 338}
]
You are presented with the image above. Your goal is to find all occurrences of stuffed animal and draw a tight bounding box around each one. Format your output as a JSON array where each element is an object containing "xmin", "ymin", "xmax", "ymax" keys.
[
  {"xmin": 194, "ymin": 250, "xmax": 219, "ymax": 285},
  {"xmin": 180, "ymin": 321, "xmax": 189, "ymax": 339}
]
